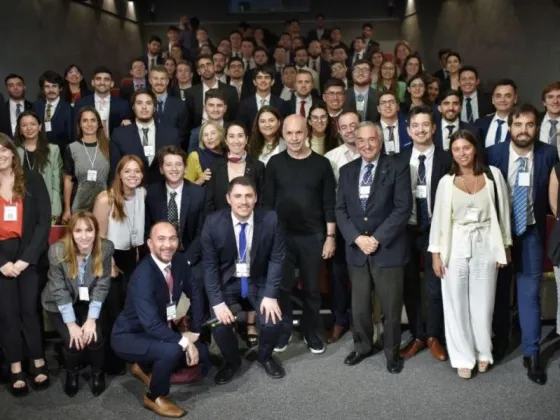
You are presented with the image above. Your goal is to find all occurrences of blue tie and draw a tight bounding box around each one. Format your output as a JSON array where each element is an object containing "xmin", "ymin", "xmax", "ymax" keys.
[
  {"xmin": 157, "ymin": 100, "xmax": 164, "ymax": 123},
  {"xmin": 417, "ymin": 155, "xmax": 430, "ymax": 229},
  {"xmin": 494, "ymin": 119, "xmax": 505, "ymax": 145},
  {"xmin": 238, "ymin": 222, "xmax": 249, "ymax": 298},
  {"xmin": 360, "ymin": 163, "xmax": 374, "ymax": 210},
  {"xmin": 513, "ymin": 157, "xmax": 529, "ymax": 236}
]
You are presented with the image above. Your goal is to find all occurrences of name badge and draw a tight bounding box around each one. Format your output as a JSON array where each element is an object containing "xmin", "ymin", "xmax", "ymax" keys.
[
  {"xmin": 465, "ymin": 206, "xmax": 479, "ymax": 222},
  {"xmin": 45, "ymin": 121, "xmax": 52, "ymax": 132},
  {"xmin": 518, "ymin": 172, "xmax": 530, "ymax": 187},
  {"xmin": 4, "ymin": 205, "xmax": 17, "ymax": 222},
  {"xmin": 79, "ymin": 286, "xmax": 90, "ymax": 301},
  {"xmin": 416, "ymin": 185, "xmax": 427, "ymax": 199},
  {"xmin": 144, "ymin": 145, "xmax": 155, "ymax": 157},
  {"xmin": 356, "ymin": 100, "xmax": 365, "ymax": 112},
  {"xmin": 166, "ymin": 303, "xmax": 177, "ymax": 321},
  {"xmin": 87, "ymin": 169, "xmax": 97, "ymax": 182},
  {"xmin": 359, "ymin": 186, "xmax": 370, "ymax": 197},
  {"xmin": 385, "ymin": 141, "xmax": 395, "ymax": 153},
  {"xmin": 235, "ymin": 262, "xmax": 250, "ymax": 277}
]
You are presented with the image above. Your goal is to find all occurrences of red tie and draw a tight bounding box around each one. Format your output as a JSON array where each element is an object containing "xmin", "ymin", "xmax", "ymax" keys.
[
  {"xmin": 331, "ymin": 116, "xmax": 340, "ymax": 133},
  {"xmin": 164, "ymin": 265, "xmax": 173, "ymax": 295},
  {"xmin": 299, "ymin": 100, "xmax": 306, "ymax": 117}
]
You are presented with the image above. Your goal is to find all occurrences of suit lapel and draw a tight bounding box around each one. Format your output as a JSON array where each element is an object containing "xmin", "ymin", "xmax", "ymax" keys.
[
  {"xmin": 532, "ymin": 143, "xmax": 544, "ymax": 203},
  {"xmin": 225, "ymin": 213, "xmax": 238, "ymax": 260},
  {"xmin": 348, "ymin": 159, "xmax": 363, "ymax": 209},
  {"xmin": 131, "ymin": 126, "xmax": 149, "ymax": 166},
  {"xmin": 21, "ymin": 190, "xmax": 31, "ymax": 239},
  {"xmin": 148, "ymin": 256, "xmax": 169, "ymax": 293},
  {"xmin": 346, "ymin": 90, "xmax": 357, "ymax": 110},
  {"xmin": 366, "ymin": 88, "xmax": 376, "ymax": 120},
  {"xmin": 250, "ymin": 211, "xmax": 262, "ymax": 262},
  {"xmin": 368, "ymin": 155, "xmax": 386, "ymax": 203},
  {"xmin": 179, "ymin": 182, "xmax": 189, "ymax": 233}
]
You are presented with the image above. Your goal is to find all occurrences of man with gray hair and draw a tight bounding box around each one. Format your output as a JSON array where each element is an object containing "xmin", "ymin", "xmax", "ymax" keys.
[{"xmin": 336, "ymin": 120, "xmax": 412, "ymax": 373}]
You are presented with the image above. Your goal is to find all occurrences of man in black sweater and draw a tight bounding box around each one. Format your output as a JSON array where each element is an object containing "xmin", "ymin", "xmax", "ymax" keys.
[{"xmin": 264, "ymin": 114, "xmax": 336, "ymax": 355}]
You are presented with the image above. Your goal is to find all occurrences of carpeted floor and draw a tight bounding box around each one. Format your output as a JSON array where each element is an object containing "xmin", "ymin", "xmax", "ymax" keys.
[{"xmin": 1, "ymin": 327, "xmax": 559, "ymax": 420}]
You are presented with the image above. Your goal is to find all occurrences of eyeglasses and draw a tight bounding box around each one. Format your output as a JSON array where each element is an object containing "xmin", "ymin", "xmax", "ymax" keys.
[
  {"xmin": 310, "ymin": 115, "xmax": 328, "ymax": 122},
  {"xmin": 410, "ymin": 83, "xmax": 425, "ymax": 89},
  {"xmin": 353, "ymin": 67, "xmax": 371, "ymax": 75},
  {"xmin": 324, "ymin": 91, "xmax": 345, "ymax": 97},
  {"xmin": 379, "ymin": 100, "xmax": 397, "ymax": 106}
]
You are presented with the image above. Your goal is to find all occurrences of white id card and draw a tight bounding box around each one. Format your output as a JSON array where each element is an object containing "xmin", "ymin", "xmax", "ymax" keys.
[
  {"xmin": 359, "ymin": 186, "xmax": 370, "ymax": 197},
  {"xmin": 465, "ymin": 207, "xmax": 479, "ymax": 222},
  {"xmin": 518, "ymin": 172, "xmax": 530, "ymax": 187},
  {"xmin": 416, "ymin": 185, "xmax": 427, "ymax": 199},
  {"xmin": 45, "ymin": 121, "xmax": 52, "ymax": 132},
  {"xmin": 79, "ymin": 286, "xmax": 90, "ymax": 301},
  {"xmin": 356, "ymin": 100, "xmax": 365, "ymax": 112},
  {"xmin": 87, "ymin": 169, "xmax": 97, "ymax": 182},
  {"xmin": 3, "ymin": 205, "xmax": 17, "ymax": 222},
  {"xmin": 166, "ymin": 303, "xmax": 177, "ymax": 321},
  {"xmin": 144, "ymin": 145, "xmax": 155, "ymax": 157},
  {"xmin": 235, "ymin": 263, "xmax": 250, "ymax": 277},
  {"xmin": 385, "ymin": 141, "xmax": 395, "ymax": 153}
]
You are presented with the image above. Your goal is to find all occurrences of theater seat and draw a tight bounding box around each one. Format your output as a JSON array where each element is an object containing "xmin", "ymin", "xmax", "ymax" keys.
[
  {"xmin": 49, "ymin": 225, "xmax": 67, "ymax": 245},
  {"xmin": 120, "ymin": 77, "xmax": 133, "ymax": 88},
  {"xmin": 111, "ymin": 88, "xmax": 120, "ymax": 98}
]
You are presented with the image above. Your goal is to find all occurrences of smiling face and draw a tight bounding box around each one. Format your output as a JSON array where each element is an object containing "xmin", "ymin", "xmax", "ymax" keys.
[
  {"xmin": 119, "ymin": 159, "xmax": 143, "ymax": 190},
  {"xmin": 65, "ymin": 67, "xmax": 83, "ymax": 85},
  {"xmin": 72, "ymin": 218, "xmax": 96, "ymax": 255},
  {"xmin": 338, "ymin": 113, "xmax": 359, "ymax": 145},
  {"xmin": 544, "ymin": 88, "xmax": 560, "ymax": 116},
  {"xmin": 19, "ymin": 115, "xmax": 41, "ymax": 140},
  {"xmin": 458, "ymin": 70, "xmax": 479, "ymax": 95},
  {"xmin": 160, "ymin": 153, "xmax": 185, "ymax": 185},
  {"xmin": 201, "ymin": 124, "xmax": 222, "ymax": 150},
  {"xmin": 438, "ymin": 94, "xmax": 462, "ymax": 122},
  {"xmin": 149, "ymin": 70, "xmax": 169, "ymax": 95},
  {"xmin": 204, "ymin": 97, "xmax": 226, "ymax": 122},
  {"xmin": 309, "ymin": 107, "xmax": 328, "ymax": 135},
  {"xmin": 407, "ymin": 112, "xmax": 436, "ymax": 147},
  {"xmin": 258, "ymin": 111, "xmax": 280, "ymax": 139},
  {"xmin": 282, "ymin": 115, "xmax": 307, "ymax": 153},
  {"xmin": 226, "ymin": 124, "xmax": 247, "ymax": 155},
  {"xmin": 405, "ymin": 57, "xmax": 420, "ymax": 77},
  {"xmin": 510, "ymin": 113, "xmax": 537, "ymax": 149},
  {"xmin": 79, "ymin": 111, "xmax": 99, "ymax": 137},
  {"xmin": 408, "ymin": 77, "xmax": 426, "ymax": 100},
  {"xmin": 450, "ymin": 138, "xmax": 476, "ymax": 169},
  {"xmin": 322, "ymin": 85, "xmax": 345, "ymax": 113},
  {"xmin": 92, "ymin": 72, "xmax": 113, "ymax": 95},
  {"xmin": 356, "ymin": 125, "xmax": 382, "ymax": 162},
  {"xmin": 148, "ymin": 222, "xmax": 178, "ymax": 263},
  {"xmin": 227, "ymin": 183, "xmax": 257, "ymax": 220},
  {"xmin": 0, "ymin": 144, "xmax": 14, "ymax": 171},
  {"xmin": 492, "ymin": 84, "xmax": 517, "ymax": 113}
]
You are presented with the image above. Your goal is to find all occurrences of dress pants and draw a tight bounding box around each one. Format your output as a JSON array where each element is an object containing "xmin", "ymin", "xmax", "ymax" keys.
[
  {"xmin": 348, "ymin": 258, "xmax": 404, "ymax": 358},
  {"xmin": 442, "ymin": 224, "xmax": 497, "ymax": 369},
  {"xmin": 492, "ymin": 264, "xmax": 513, "ymax": 349},
  {"xmin": 48, "ymin": 302, "xmax": 105, "ymax": 371},
  {"xmin": 212, "ymin": 279, "xmax": 282, "ymax": 365},
  {"xmin": 278, "ymin": 233, "xmax": 323, "ymax": 342},
  {"xmin": 553, "ymin": 266, "xmax": 560, "ymax": 333},
  {"xmin": 403, "ymin": 226, "xmax": 444, "ymax": 341},
  {"xmin": 326, "ymin": 231, "xmax": 350, "ymax": 328},
  {"xmin": 0, "ymin": 238, "xmax": 44, "ymax": 363},
  {"xmin": 512, "ymin": 225, "xmax": 543, "ymax": 357}
]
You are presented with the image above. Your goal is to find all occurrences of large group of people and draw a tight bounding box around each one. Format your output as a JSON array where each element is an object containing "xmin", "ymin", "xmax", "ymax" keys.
[{"xmin": 1, "ymin": 12, "xmax": 560, "ymax": 419}]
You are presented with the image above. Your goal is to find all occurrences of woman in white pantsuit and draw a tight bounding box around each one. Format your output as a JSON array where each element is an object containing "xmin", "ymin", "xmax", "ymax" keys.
[{"xmin": 429, "ymin": 130, "xmax": 512, "ymax": 379}]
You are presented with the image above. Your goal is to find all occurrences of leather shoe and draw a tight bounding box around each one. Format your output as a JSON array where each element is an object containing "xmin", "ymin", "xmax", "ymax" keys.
[
  {"xmin": 64, "ymin": 369, "xmax": 80, "ymax": 397},
  {"xmin": 91, "ymin": 371, "xmax": 105, "ymax": 397},
  {"xmin": 523, "ymin": 356, "xmax": 547, "ymax": 385},
  {"xmin": 327, "ymin": 325, "xmax": 348, "ymax": 344},
  {"xmin": 214, "ymin": 363, "xmax": 240, "ymax": 385},
  {"xmin": 427, "ymin": 337, "xmax": 448, "ymax": 361},
  {"xmin": 344, "ymin": 350, "xmax": 373, "ymax": 366},
  {"xmin": 131, "ymin": 363, "xmax": 151, "ymax": 387},
  {"xmin": 258, "ymin": 358, "xmax": 285, "ymax": 379},
  {"xmin": 399, "ymin": 339, "xmax": 426, "ymax": 360},
  {"xmin": 387, "ymin": 355, "xmax": 404, "ymax": 374},
  {"xmin": 143, "ymin": 394, "xmax": 186, "ymax": 418}
]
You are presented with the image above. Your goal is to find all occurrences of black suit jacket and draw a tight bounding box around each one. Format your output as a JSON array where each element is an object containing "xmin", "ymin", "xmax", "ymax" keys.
[
  {"xmin": 185, "ymin": 82, "xmax": 240, "ymax": 128},
  {"xmin": 286, "ymin": 95, "xmax": 324, "ymax": 115},
  {"xmin": 157, "ymin": 96, "xmax": 189, "ymax": 146},
  {"xmin": 119, "ymin": 79, "xmax": 150, "ymax": 104},
  {"xmin": 344, "ymin": 88, "xmax": 380, "ymax": 123},
  {"xmin": 462, "ymin": 89, "xmax": 494, "ymax": 121},
  {"xmin": 0, "ymin": 100, "xmax": 33, "ymax": 138},
  {"xmin": 140, "ymin": 54, "xmax": 165, "ymax": 69},
  {"xmin": 33, "ymin": 98, "xmax": 74, "ymax": 156},
  {"xmin": 335, "ymin": 154, "xmax": 412, "ymax": 267},
  {"xmin": 432, "ymin": 68, "xmax": 447, "ymax": 84},
  {"xmin": 145, "ymin": 180, "xmax": 206, "ymax": 266},
  {"xmin": 205, "ymin": 156, "xmax": 265, "ymax": 212},
  {"xmin": 74, "ymin": 94, "xmax": 132, "ymax": 138},
  {"xmin": 434, "ymin": 120, "xmax": 482, "ymax": 151},
  {"xmin": 236, "ymin": 95, "xmax": 288, "ymax": 131},
  {"xmin": 307, "ymin": 28, "xmax": 331, "ymax": 42},
  {"xmin": 109, "ymin": 123, "xmax": 180, "ymax": 185}
]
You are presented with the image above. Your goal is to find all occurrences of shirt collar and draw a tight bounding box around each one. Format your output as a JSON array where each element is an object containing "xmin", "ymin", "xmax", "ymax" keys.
[
  {"xmin": 360, "ymin": 155, "xmax": 380, "ymax": 171},
  {"xmin": 411, "ymin": 144, "xmax": 435, "ymax": 160},
  {"xmin": 256, "ymin": 93, "xmax": 271, "ymax": 103},
  {"xmin": 509, "ymin": 143, "xmax": 533, "ymax": 162},
  {"xmin": 204, "ymin": 81, "xmax": 219, "ymax": 91},
  {"xmin": 442, "ymin": 118, "xmax": 459, "ymax": 127},
  {"xmin": 231, "ymin": 211, "xmax": 254, "ymax": 229},
  {"xmin": 464, "ymin": 91, "xmax": 478, "ymax": 99},
  {"xmin": 94, "ymin": 94, "xmax": 110, "ymax": 104},
  {"xmin": 380, "ymin": 118, "xmax": 398, "ymax": 129},
  {"xmin": 166, "ymin": 181, "xmax": 184, "ymax": 195},
  {"xmin": 151, "ymin": 253, "xmax": 171, "ymax": 273},
  {"xmin": 157, "ymin": 92, "xmax": 168, "ymax": 103},
  {"xmin": 544, "ymin": 113, "xmax": 560, "ymax": 124},
  {"xmin": 136, "ymin": 120, "xmax": 155, "ymax": 131},
  {"xmin": 46, "ymin": 96, "xmax": 60, "ymax": 108},
  {"xmin": 9, "ymin": 99, "xmax": 24, "ymax": 107},
  {"xmin": 492, "ymin": 113, "xmax": 508, "ymax": 124}
]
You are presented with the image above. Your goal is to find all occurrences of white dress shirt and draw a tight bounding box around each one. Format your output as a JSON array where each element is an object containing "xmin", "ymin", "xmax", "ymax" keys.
[
  {"xmin": 507, "ymin": 144, "xmax": 535, "ymax": 225},
  {"xmin": 229, "ymin": 79, "xmax": 243, "ymax": 98},
  {"xmin": 216, "ymin": 73, "xmax": 227, "ymax": 84},
  {"xmin": 94, "ymin": 94, "xmax": 111, "ymax": 123},
  {"xmin": 256, "ymin": 93, "xmax": 271, "ymax": 110},
  {"xmin": 461, "ymin": 91, "xmax": 480, "ymax": 122},
  {"xmin": 295, "ymin": 95, "xmax": 312, "ymax": 118},
  {"xmin": 484, "ymin": 114, "xmax": 509, "ymax": 147},
  {"xmin": 136, "ymin": 120, "xmax": 156, "ymax": 164},
  {"xmin": 380, "ymin": 119, "xmax": 401, "ymax": 154},
  {"xmin": 202, "ymin": 81, "xmax": 220, "ymax": 120},
  {"xmin": 166, "ymin": 181, "xmax": 183, "ymax": 218},
  {"xmin": 358, "ymin": 156, "xmax": 380, "ymax": 193},
  {"xmin": 539, "ymin": 113, "xmax": 560, "ymax": 146},
  {"xmin": 308, "ymin": 58, "xmax": 321, "ymax": 73},
  {"xmin": 409, "ymin": 144, "xmax": 435, "ymax": 224},
  {"xmin": 440, "ymin": 119, "xmax": 460, "ymax": 151},
  {"xmin": 232, "ymin": 211, "xmax": 254, "ymax": 261},
  {"xmin": 45, "ymin": 96, "xmax": 60, "ymax": 122},
  {"xmin": 9, "ymin": 99, "xmax": 25, "ymax": 136},
  {"xmin": 280, "ymin": 86, "xmax": 294, "ymax": 101},
  {"xmin": 324, "ymin": 143, "xmax": 361, "ymax": 183}
]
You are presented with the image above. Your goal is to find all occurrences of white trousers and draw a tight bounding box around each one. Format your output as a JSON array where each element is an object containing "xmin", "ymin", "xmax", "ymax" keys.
[
  {"xmin": 553, "ymin": 266, "xmax": 560, "ymax": 333},
  {"xmin": 442, "ymin": 223, "xmax": 498, "ymax": 369}
]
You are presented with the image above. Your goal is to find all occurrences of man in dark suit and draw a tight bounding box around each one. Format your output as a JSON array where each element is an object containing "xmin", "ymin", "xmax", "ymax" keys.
[
  {"xmin": 398, "ymin": 106, "xmax": 452, "ymax": 361},
  {"xmin": 285, "ymin": 70, "xmax": 324, "ymax": 118},
  {"xmin": 33, "ymin": 71, "xmax": 74, "ymax": 156},
  {"xmin": 458, "ymin": 66, "xmax": 494, "ymax": 123},
  {"xmin": 308, "ymin": 40, "xmax": 331, "ymax": 94},
  {"xmin": 120, "ymin": 58, "xmax": 149, "ymax": 104},
  {"xmin": 361, "ymin": 23, "xmax": 380, "ymax": 56},
  {"xmin": 476, "ymin": 79, "xmax": 518, "ymax": 147},
  {"xmin": 432, "ymin": 49, "xmax": 451, "ymax": 84},
  {"xmin": 435, "ymin": 89, "xmax": 481, "ymax": 150},
  {"xmin": 0, "ymin": 73, "xmax": 32, "ymax": 138},
  {"xmin": 140, "ymin": 35, "xmax": 165, "ymax": 72},
  {"xmin": 109, "ymin": 88, "xmax": 180, "ymax": 185},
  {"xmin": 377, "ymin": 92, "xmax": 411, "ymax": 154},
  {"xmin": 335, "ymin": 121, "xmax": 412, "ymax": 373},
  {"xmin": 344, "ymin": 59, "xmax": 379, "ymax": 123},
  {"xmin": 185, "ymin": 55, "xmax": 239, "ymax": 128},
  {"xmin": 307, "ymin": 13, "xmax": 330, "ymax": 42},
  {"xmin": 225, "ymin": 57, "xmax": 253, "ymax": 101},
  {"xmin": 74, "ymin": 66, "xmax": 131, "ymax": 139},
  {"xmin": 111, "ymin": 221, "xmax": 208, "ymax": 418},
  {"xmin": 188, "ymin": 89, "xmax": 228, "ymax": 153},
  {"xmin": 202, "ymin": 176, "xmax": 286, "ymax": 384},
  {"xmin": 486, "ymin": 104, "xmax": 558, "ymax": 385}
]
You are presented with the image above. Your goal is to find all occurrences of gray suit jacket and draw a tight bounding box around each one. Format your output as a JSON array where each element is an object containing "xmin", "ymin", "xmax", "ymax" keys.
[{"xmin": 41, "ymin": 238, "xmax": 114, "ymax": 313}]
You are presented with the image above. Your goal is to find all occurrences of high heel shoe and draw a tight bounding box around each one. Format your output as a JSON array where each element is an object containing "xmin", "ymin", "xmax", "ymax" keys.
[
  {"xmin": 477, "ymin": 361, "xmax": 489, "ymax": 373},
  {"xmin": 29, "ymin": 362, "xmax": 50, "ymax": 391},
  {"xmin": 91, "ymin": 371, "xmax": 106, "ymax": 397},
  {"xmin": 64, "ymin": 369, "xmax": 80, "ymax": 397},
  {"xmin": 9, "ymin": 371, "xmax": 29, "ymax": 397}
]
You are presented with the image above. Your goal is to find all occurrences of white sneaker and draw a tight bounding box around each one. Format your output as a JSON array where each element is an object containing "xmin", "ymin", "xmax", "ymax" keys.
[{"xmin": 273, "ymin": 334, "xmax": 293, "ymax": 353}]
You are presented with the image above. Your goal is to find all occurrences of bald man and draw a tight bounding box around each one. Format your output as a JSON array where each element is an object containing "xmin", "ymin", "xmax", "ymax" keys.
[{"xmin": 264, "ymin": 115, "xmax": 337, "ymax": 354}]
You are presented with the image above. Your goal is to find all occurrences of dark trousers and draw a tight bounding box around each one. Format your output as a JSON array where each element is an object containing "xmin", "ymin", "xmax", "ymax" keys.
[
  {"xmin": 326, "ymin": 232, "xmax": 350, "ymax": 328},
  {"xmin": 403, "ymin": 227, "xmax": 444, "ymax": 340},
  {"xmin": 493, "ymin": 264, "xmax": 513, "ymax": 348},
  {"xmin": 278, "ymin": 233, "xmax": 323, "ymax": 341},
  {"xmin": 348, "ymin": 258, "xmax": 404, "ymax": 358},
  {"xmin": 0, "ymin": 238, "xmax": 43, "ymax": 363},
  {"xmin": 212, "ymin": 279, "xmax": 282, "ymax": 365},
  {"xmin": 48, "ymin": 302, "xmax": 105, "ymax": 372}
]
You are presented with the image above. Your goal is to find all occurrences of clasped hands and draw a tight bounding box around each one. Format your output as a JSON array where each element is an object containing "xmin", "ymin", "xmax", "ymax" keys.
[
  {"xmin": 0, "ymin": 260, "xmax": 29, "ymax": 278},
  {"xmin": 67, "ymin": 318, "xmax": 98, "ymax": 351},
  {"xmin": 213, "ymin": 298, "xmax": 282, "ymax": 326},
  {"xmin": 354, "ymin": 235, "xmax": 379, "ymax": 255}
]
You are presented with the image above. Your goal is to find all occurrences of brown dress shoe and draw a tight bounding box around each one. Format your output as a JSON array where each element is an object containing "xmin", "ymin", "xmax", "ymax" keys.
[
  {"xmin": 131, "ymin": 363, "xmax": 151, "ymax": 387},
  {"xmin": 327, "ymin": 325, "xmax": 348, "ymax": 343},
  {"xmin": 427, "ymin": 337, "xmax": 448, "ymax": 361},
  {"xmin": 399, "ymin": 339, "xmax": 427, "ymax": 359},
  {"xmin": 143, "ymin": 394, "xmax": 186, "ymax": 418}
]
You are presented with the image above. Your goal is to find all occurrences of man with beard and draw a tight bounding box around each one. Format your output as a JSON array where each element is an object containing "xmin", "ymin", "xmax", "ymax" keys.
[
  {"xmin": 286, "ymin": 70, "xmax": 323, "ymax": 118},
  {"xmin": 343, "ymin": 59, "xmax": 379, "ymax": 123},
  {"xmin": 308, "ymin": 40, "xmax": 330, "ymax": 93},
  {"xmin": 435, "ymin": 89, "xmax": 481, "ymax": 150},
  {"xmin": 213, "ymin": 52, "xmax": 228, "ymax": 84},
  {"xmin": 188, "ymin": 89, "xmax": 228, "ymax": 153},
  {"xmin": 294, "ymin": 47, "xmax": 320, "ymax": 92},
  {"xmin": 0, "ymin": 74, "xmax": 32, "ymax": 138},
  {"xmin": 377, "ymin": 92, "xmax": 411, "ymax": 155},
  {"xmin": 486, "ymin": 103, "xmax": 558, "ymax": 385},
  {"xmin": 109, "ymin": 88, "xmax": 180, "ymax": 185},
  {"xmin": 225, "ymin": 57, "xmax": 251, "ymax": 101},
  {"xmin": 185, "ymin": 55, "xmax": 239, "ymax": 128}
]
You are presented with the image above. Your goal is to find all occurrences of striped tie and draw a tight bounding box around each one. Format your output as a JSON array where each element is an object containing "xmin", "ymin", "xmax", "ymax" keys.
[
  {"xmin": 512, "ymin": 157, "xmax": 529, "ymax": 236},
  {"xmin": 549, "ymin": 120, "xmax": 558, "ymax": 146},
  {"xmin": 360, "ymin": 163, "xmax": 374, "ymax": 210}
]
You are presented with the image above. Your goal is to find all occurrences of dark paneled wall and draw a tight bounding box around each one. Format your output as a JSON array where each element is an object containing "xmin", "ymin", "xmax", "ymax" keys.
[{"xmin": 0, "ymin": 0, "xmax": 143, "ymax": 99}]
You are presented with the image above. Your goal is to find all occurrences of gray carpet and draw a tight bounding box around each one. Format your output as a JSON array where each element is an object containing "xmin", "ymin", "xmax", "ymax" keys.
[{"xmin": 1, "ymin": 328, "xmax": 559, "ymax": 420}]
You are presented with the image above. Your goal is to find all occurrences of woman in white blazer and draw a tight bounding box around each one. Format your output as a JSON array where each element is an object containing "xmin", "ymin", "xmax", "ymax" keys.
[{"xmin": 429, "ymin": 130, "xmax": 512, "ymax": 379}]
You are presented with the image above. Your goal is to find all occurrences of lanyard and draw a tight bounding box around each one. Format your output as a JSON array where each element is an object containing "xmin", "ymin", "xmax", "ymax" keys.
[{"xmin": 81, "ymin": 140, "xmax": 99, "ymax": 169}]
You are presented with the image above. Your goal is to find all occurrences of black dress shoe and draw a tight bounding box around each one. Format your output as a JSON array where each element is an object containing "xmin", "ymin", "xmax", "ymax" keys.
[
  {"xmin": 64, "ymin": 369, "xmax": 80, "ymax": 397},
  {"xmin": 214, "ymin": 363, "xmax": 240, "ymax": 385},
  {"xmin": 258, "ymin": 358, "xmax": 285, "ymax": 379},
  {"xmin": 523, "ymin": 356, "xmax": 547, "ymax": 385},
  {"xmin": 344, "ymin": 351, "xmax": 373, "ymax": 366},
  {"xmin": 386, "ymin": 355, "xmax": 404, "ymax": 374},
  {"xmin": 91, "ymin": 371, "xmax": 106, "ymax": 396}
]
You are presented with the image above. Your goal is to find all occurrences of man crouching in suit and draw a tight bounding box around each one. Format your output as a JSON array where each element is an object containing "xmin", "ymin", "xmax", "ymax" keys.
[
  {"xmin": 336, "ymin": 121, "xmax": 412, "ymax": 373},
  {"xmin": 201, "ymin": 176, "xmax": 286, "ymax": 385},
  {"xmin": 111, "ymin": 221, "xmax": 209, "ymax": 418}
]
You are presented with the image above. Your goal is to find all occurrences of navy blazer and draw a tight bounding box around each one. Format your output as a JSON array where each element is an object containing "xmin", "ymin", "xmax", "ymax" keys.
[
  {"xmin": 463, "ymin": 90, "xmax": 494, "ymax": 121},
  {"xmin": 0, "ymin": 100, "xmax": 33, "ymax": 138},
  {"xmin": 185, "ymin": 82, "xmax": 240, "ymax": 128},
  {"xmin": 286, "ymin": 95, "xmax": 324, "ymax": 115},
  {"xmin": 145, "ymin": 180, "xmax": 206, "ymax": 266},
  {"xmin": 111, "ymin": 253, "xmax": 204, "ymax": 356},
  {"xmin": 476, "ymin": 114, "xmax": 511, "ymax": 147},
  {"xmin": 201, "ymin": 208, "xmax": 285, "ymax": 307},
  {"xmin": 236, "ymin": 95, "xmax": 288, "ymax": 132},
  {"xmin": 140, "ymin": 54, "xmax": 165, "ymax": 69},
  {"xmin": 74, "ymin": 94, "xmax": 132, "ymax": 138},
  {"xmin": 157, "ymin": 95, "xmax": 190, "ymax": 147},
  {"xmin": 344, "ymin": 88, "xmax": 380, "ymax": 123},
  {"xmin": 335, "ymin": 154, "xmax": 412, "ymax": 267},
  {"xmin": 380, "ymin": 113, "xmax": 413, "ymax": 154},
  {"xmin": 485, "ymin": 140, "xmax": 559, "ymax": 242},
  {"xmin": 33, "ymin": 98, "xmax": 74, "ymax": 155},
  {"xmin": 109, "ymin": 123, "xmax": 180, "ymax": 185},
  {"xmin": 434, "ymin": 120, "xmax": 482, "ymax": 151}
]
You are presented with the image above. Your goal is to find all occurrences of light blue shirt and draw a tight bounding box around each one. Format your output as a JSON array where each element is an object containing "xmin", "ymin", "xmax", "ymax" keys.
[{"xmin": 157, "ymin": 92, "xmax": 168, "ymax": 113}]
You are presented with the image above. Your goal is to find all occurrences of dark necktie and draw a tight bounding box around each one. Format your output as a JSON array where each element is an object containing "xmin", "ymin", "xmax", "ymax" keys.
[
  {"xmin": 142, "ymin": 127, "xmax": 149, "ymax": 146},
  {"xmin": 446, "ymin": 124, "xmax": 454, "ymax": 138},
  {"xmin": 168, "ymin": 191, "xmax": 180, "ymax": 237},
  {"xmin": 157, "ymin": 100, "xmax": 164, "ymax": 123},
  {"xmin": 494, "ymin": 119, "xmax": 505, "ymax": 145},
  {"xmin": 417, "ymin": 154, "xmax": 430, "ymax": 229},
  {"xmin": 331, "ymin": 115, "xmax": 340, "ymax": 133},
  {"xmin": 312, "ymin": 60, "xmax": 318, "ymax": 72},
  {"xmin": 465, "ymin": 97, "xmax": 473, "ymax": 123},
  {"xmin": 357, "ymin": 94, "xmax": 366, "ymax": 121},
  {"xmin": 239, "ymin": 222, "xmax": 249, "ymax": 298},
  {"xmin": 360, "ymin": 163, "xmax": 374, "ymax": 210},
  {"xmin": 549, "ymin": 120, "xmax": 558, "ymax": 146},
  {"xmin": 299, "ymin": 100, "xmax": 306, "ymax": 117},
  {"xmin": 150, "ymin": 58, "xmax": 156, "ymax": 70},
  {"xmin": 387, "ymin": 126, "xmax": 395, "ymax": 154},
  {"xmin": 15, "ymin": 103, "xmax": 22, "ymax": 118}
]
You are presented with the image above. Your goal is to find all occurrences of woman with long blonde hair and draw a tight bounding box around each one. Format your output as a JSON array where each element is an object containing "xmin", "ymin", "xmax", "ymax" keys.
[{"xmin": 185, "ymin": 120, "xmax": 226, "ymax": 185}]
